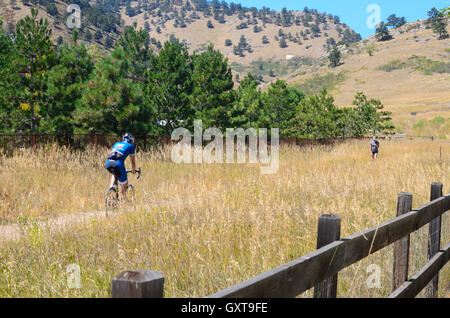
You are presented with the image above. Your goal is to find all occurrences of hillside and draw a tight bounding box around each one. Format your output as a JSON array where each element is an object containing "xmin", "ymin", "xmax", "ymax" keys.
[
  {"xmin": 118, "ymin": 1, "xmax": 359, "ymax": 62},
  {"xmin": 0, "ymin": 1, "xmax": 360, "ymax": 72},
  {"xmin": 0, "ymin": 0, "xmax": 124, "ymax": 46},
  {"xmin": 286, "ymin": 19, "xmax": 450, "ymax": 137}
]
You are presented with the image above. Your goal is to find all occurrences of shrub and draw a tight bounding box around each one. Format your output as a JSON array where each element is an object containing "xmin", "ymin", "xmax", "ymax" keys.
[{"xmin": 377, "ymin": 60, "xmax": 407, "ymax": 72}]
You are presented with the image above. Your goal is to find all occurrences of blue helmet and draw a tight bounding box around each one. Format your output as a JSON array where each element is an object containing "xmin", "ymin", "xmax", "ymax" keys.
[{"xmin": 123, "ymin": 132, "xmax": 135, "ymax": 143}]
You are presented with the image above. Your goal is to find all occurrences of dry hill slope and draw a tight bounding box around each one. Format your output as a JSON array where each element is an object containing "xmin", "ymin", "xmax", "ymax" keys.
[{"xmin": 287, "ymin": 20, "xmax": 450, "ymax": 137}]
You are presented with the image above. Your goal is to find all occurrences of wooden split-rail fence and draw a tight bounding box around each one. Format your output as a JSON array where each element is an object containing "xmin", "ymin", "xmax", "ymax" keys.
[{"xmin": 110, "ymin": 182, "xmax": 449, "ymax": 298}]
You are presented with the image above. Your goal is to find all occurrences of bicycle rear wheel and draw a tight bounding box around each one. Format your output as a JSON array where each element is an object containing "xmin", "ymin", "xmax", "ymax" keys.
[{"xmin": 105, "ymin": 187, "xmax": 119, "ymax": 217}]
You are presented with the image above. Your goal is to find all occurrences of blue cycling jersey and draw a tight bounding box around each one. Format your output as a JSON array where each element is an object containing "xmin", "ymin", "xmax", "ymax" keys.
[{"xmin": 110, "ymin": 141, "xmax": 135, "ymax": 161}]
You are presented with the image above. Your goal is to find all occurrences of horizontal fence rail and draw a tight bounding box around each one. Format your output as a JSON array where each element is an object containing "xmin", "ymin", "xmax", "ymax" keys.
[
  {"xmin": 389, "ymin": 243, "xmax": 450, "ymax": 298},
  {"xmin": 0, "ymin": 133, "xmax": 435, "ymax": 155}
]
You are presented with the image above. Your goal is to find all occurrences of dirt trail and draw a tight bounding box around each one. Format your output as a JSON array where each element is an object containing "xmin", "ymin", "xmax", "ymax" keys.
[
  {"xmin": 0, "ymin": 209, "xmax": 112, "ymax": 244},
  {"xmin": 0, "ymin": 198, "xmax": 182, "ymax": 245}
]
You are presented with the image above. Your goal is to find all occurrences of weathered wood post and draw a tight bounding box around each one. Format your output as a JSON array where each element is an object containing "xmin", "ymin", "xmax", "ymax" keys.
[
  {"xmin": 392, "ymin": 192, "xmax": 413, "ymax": 291},
  {"xmin": 94, "ymin": 133, "xmax": 98, "ymax": 152},
  {"xmin": 425, "ymin": 182, "xmax": 443, "ymax": 298},
  {"xmin": 111, "ymin": 270, "xmax": 164, "ymax": 298},
  {"xmin": 313, "ymin": 214, "xmax": 341, "ymax": 298}
]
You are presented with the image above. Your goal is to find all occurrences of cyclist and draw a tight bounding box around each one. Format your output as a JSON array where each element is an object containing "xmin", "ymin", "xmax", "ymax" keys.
[{"xmin": 105, "ymin": 133, "xmax": 137, "ymax": 200}]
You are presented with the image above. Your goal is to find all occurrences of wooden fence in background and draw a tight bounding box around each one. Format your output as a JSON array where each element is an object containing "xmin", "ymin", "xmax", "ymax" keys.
[
  {"xmin": 110, "ymin": 182, "xmax": 449, "ymax": 298},
  {"xmin": 0, "ymin": 133, "xmax": 435, "ymax": 155}
]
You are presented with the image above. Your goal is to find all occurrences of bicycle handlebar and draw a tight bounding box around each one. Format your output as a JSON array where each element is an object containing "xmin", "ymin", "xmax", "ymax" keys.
[{"xmin": 126, "ymin": 168, "xmax": 141, "ymax": 179}]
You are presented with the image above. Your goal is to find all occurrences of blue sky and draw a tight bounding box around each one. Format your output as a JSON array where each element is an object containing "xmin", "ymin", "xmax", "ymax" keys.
[{"xmin": 230, "ymin": 1, "xmax": 449, "ymax": 39}]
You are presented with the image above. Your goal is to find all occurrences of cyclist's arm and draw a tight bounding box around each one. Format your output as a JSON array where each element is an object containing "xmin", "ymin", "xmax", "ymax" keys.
[{"xmin": 130, "ymin": 154, "xmax": 136, "ymax": 173}]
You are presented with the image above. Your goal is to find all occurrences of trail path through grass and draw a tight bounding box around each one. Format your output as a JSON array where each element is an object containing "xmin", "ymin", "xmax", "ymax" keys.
[{"xmin": 0, "ymin": 210, "xmax": 108, "ymax": 243}]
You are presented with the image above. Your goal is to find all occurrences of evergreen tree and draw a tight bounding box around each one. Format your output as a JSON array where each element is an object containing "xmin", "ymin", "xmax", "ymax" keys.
[
  {"xmin": 84, "ymin": 30, "xmax": 92, "ymax": 42},
  {"xmin": 386, "ymin": 14, "xmax": 407, "ymax": 28},
  {"xmin": 292, "ymin": 90, "xmax": 340, "ymax": 138},
  {"xmin": 279, "ymin": 38, "xmax": 288, "ymax": 48},
  {"xmin": 328, "ymin": 46, "xmax": 341, "ymax": 67},
  {"xmin": 94, "ymin": 30, "xmax": 103, "ymax": 42},
  {"xmin": 351, "ymin": 92, "xmax": 395, "ymax": 136},
  {"xmin": 263, "ymin": 80, "xmax": 304, "ymax": 136},
  {"xmin": 375, "ymin": 22, "xmax": 392, "ymax": 41},
  {"xmin": 229, "ymin": 73, "xmax": 269, "ymax": 129},
  {"xmin": 74, "ymin": 48, "xmax": 147, "ymax": 134},
  {"xmin": 427, "ymin": 8, "xmax": 449, "ymax": 40},
  {"xmin": 43, "ymin": 42, "xmax": 95, "ymax": 134},
  {"xmin": 189, "ymin": 44, "xmax": 235, "ymax": 129},
  {"xmin": 105, "ymin": 35, "xmax": 114, "ymax": 49},
  {"xmin": 0, "ymin": 17, "xmax": 23, "ymax": 133},
  {"xmin": 14, "ymin": 8, "xmax": 55, "ymax": 133},
  {"xmin": 145, "ymin": 39, "xmax": 193, "ymax": 135}
]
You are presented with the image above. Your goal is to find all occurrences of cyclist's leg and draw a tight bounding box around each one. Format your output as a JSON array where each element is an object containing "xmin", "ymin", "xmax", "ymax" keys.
[
  {"xmin": 105, "ymin": 160, "xmax": 121, "ymax": 188},
  {"xmin": 115, "ymin": 160, "xmax": 129, "ymax": 200}
]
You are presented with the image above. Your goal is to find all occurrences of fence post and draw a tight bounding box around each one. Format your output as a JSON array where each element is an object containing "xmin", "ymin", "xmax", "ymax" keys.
[
  {"xmin": 392, "ymin": 192, "xmax": 413, "ymax": 291},
  {"xmin": 313, "ymin": 214, "xmax": 341, "ymax": 298},
  {"xmin": 111, "ymin": 270, "xmax": 164, "ymax": 298},
  {"xmin": 425, "ymin": 182, "xmax": 443, "ymax": 298},
  {"xmin": 31, "ymin": 134, "xmax": 36, "ymax": 151},
  {"xmin": 94, "ymin": 133, "xmax": 98, "ymax": 152}
]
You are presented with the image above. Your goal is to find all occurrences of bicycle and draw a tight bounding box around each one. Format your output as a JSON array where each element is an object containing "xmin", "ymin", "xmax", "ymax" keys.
[{"xmin": 105, "ymin": 168, "xmax": 141, "ymax": 217}]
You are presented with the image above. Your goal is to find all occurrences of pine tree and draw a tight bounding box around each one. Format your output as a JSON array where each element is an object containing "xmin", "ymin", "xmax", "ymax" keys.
[
  {"xmin": 105, "ymin": 36, "xmax": 114, "ymax": 49},
  {"xmin": 145, "ymin": 40, "xmax": 193, "ymax": 135},
  {"xmin": 328, "ymin": 46, "xmax": 341, "ymax": 67},
  {"xmin": 84, "ymin": 30, "xmax": 92, "ymax": 42},
  {"xmin": 375, "ymin": 22, "xmax": 391, "ymax": 41},
  {"xmin": 189, "ymin": 44, "xmax": 235, "ymax": 129},
  {"xmin": 75, "ymin": 48, "xmax": 147, "ymax": 134},
  {"xmin": 264, "ymin": 80, "xmax": 305, "ymax": 137},
  {"xmin": 43, "ymin": 42, "xmax": 94, "ymax": 134},
  {"xmin": 427, "ymin": 8, "xmax": 449, "ymax": 40},
  {"xmin": 14, "ymin": 8, "xmax": 55, "ymax": 134},
  {"xmin": 94, "ymin": 30, "xmax": 103, "ymax": 42}
]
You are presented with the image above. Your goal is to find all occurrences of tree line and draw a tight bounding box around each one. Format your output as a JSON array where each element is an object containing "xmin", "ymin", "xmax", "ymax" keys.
[{"xmin": 0, "ymin": 10, "xmax": 394, "ymax": 139}]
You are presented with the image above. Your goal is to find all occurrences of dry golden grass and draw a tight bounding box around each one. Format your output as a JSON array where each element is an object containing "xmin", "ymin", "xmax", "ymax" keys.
[{"xmin": 0, "ymin": 139, "xmax": 449, "ymax": 297}]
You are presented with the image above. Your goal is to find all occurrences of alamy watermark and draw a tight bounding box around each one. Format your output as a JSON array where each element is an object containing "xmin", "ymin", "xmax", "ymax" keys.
[
  {"xmin": 366, "ymin": 4, "xmax": 381, "ymax": 29},
  {"xmin": 366, "ymin": 264, "xmax": 381, "ymax": 289},
  {"xmin": 171, "ymin": 120, "xmax": 279, "ymax": 175},
  {"xmin": 66, "ymin": 264, "xmax": 81, "ymax": 289},
  {"xmin": 66, "ymin": 4, "xmax": 81, "ymax": 29}
]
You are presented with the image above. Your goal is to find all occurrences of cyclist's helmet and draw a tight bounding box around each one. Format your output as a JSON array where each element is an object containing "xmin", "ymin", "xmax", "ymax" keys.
[{"xmin": 123, "ymin": 133, "xmax": 135, "ymax": 143}]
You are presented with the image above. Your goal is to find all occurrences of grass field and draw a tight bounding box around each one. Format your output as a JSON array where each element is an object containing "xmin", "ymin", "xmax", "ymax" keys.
[{"xmin": 0, "ymin": 140, "xmax": 449, "ymax": 297}]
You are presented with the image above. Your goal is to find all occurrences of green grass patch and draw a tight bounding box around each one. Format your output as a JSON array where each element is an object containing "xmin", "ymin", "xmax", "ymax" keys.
[
  {"xmin": 294, "ymin": 71, "xmax": 347, "ymax": 96},
  {"xmin": 230, "ymin": 57, "xmax": 318, "ymax": 79},
  {"xmin": 378, "ymin": 55, "xmax": 450, "ymax": 74},
  {"xmin": 377, "ymin": 59, "xmax": 408, "ymax": 72}
]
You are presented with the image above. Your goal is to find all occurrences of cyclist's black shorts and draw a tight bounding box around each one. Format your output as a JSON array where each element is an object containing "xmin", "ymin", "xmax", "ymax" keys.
[{"xmin": 105, "ymin": 160, "xmax": 121, "ymax": 179}]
